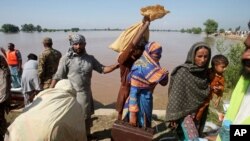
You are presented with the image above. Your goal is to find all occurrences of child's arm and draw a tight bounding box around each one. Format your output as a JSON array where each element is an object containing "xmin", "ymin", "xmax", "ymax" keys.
[{"xmin": 212, "ymin": 81, "xmax": 224, "ymax": 96}]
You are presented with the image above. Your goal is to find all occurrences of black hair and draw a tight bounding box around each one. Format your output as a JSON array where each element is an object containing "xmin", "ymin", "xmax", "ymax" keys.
[
  {"xmin": 8, "ymin": 43, "xmax": 15, "ymax": 50},
  {"xmin": 8, "ymin": 43, "xmax": 14, "ymax": 47},
  {"xmin": 211, "ymin": 54, "xmax": 229, "ymax": 68},
  {"xmin": 27, "ymin": 53, "xmax": 38, "ymax": 60}
]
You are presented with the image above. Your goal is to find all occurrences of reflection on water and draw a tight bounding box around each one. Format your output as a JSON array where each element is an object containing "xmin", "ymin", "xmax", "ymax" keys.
[{"xmin": 0, "ymin": 31, "xmax": 240, "ymax": 109}]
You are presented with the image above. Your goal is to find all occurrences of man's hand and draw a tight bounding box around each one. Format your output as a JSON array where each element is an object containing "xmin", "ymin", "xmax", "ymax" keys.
[
  {"xmin": 0, "ymin": 47, "xmax": 5, "ymax": 52},
  {"xmin": 1, "ymin": 47, "xmax": 6, "ymax": 57},
  {"xmin": 142, "ymin": 16, "xmax": 150, "ymax": 23}
]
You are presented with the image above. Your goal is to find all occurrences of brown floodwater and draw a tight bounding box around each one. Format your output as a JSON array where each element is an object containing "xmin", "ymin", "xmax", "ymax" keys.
[{"xmin": 0, "ymin": 31, "xmax": 239, "ymax": 109}]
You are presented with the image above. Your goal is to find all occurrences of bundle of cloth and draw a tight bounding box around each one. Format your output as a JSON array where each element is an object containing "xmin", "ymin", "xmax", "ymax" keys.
[
  {"xmin": 5, "ymin": 79, "xmax": 87, "ymax": 141},
  {"xmin": 109, "ymin": 4, "xmax": 169, "ymax": 53}
]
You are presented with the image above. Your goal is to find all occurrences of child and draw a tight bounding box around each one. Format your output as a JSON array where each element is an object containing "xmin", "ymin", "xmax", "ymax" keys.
[
  {"xmin": 195, "ymin": 54, "xmax": 229, "ymax": 134},
  {"xmin": 208, "ymin": 54, "xmax": 229, "ymax": 121}
]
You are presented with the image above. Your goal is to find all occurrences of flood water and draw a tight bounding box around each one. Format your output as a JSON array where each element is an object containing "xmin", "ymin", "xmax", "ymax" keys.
[{"xmin": 0, "ymin": 31, "xmax": 239, "ymax": 109}]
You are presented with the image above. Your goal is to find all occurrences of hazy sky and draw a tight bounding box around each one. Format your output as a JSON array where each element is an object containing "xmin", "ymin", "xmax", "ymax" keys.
[{"xmin": 1, "ymin": 0, "xmax": 249, "ymax": 30}]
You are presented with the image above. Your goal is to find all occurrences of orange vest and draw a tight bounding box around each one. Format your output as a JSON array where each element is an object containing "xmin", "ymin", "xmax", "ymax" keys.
[{"xmin": 6, "ymin": 50, "xmax": 18, "ymax": 65}]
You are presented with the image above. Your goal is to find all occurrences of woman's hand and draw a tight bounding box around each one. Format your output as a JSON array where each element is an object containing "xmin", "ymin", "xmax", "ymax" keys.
[{"xmin": 169, "ymin": 120, "xmax": 178, "ymax": 128}]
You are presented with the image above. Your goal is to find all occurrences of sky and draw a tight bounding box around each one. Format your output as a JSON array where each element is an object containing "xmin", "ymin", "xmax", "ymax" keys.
[{"xmin": 0, "ymin": 0, "xmax": 249, "ymax": 31}]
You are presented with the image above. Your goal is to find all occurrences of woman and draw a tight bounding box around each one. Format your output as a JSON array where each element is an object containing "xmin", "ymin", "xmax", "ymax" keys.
[
  {"xmin": 21, "ymin": 53, "xmax": 41, "ymax": 107},
  {"xmin": 165, "ymin": 42, "xmax": 211, "ymax": 140},
  {"xmin": 124, "ymin": 42, "xmax": 168, "ymax": 127}
]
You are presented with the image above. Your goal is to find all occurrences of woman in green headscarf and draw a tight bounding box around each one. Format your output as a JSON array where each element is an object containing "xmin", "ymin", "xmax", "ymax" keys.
[{"xmin": 165, "ymin": 42, "xmax": 211, "ymax": 140}]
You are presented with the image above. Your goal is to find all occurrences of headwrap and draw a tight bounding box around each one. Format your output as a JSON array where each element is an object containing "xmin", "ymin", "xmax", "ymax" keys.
[
  {"xmin": 184, "ymin": 42, "xmax": 211, "ymax": 70},
  {"xmin": 166, "ymin": 42, "xmax": 211, "ymax": 121},
  {"xmin": 70, "ymin": 34, "xmax": 86, "ymax": 45},
  {"xmin": 129, "ymin": 42, "xmax": 166, "ymax": 89}
]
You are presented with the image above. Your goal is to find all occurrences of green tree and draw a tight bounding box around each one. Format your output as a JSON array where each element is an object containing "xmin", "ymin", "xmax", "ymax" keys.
[
  {"xmin": 192, "ymin": 27, "xmax": 202, "ymax": 34},
  {"xmin": 224, "ymin": 43, "xmax": 245, "ymax": 89},
  {"xmin": 180, "ymin": 28, "xmax": 185, "ymax": 33},
  {"xmin": 219, "ymin": 28, "xmax": 225, "ymax": 33},
  {"xmin": 21, "ymin": 24, "xmax": 35, "ymax": 32},
  {"xmin": 203, "ymin": 19, "xmax": 218, "ymax": 36},
  {"xmin": 43, "ymin": 28, "xmax": 48, "ymax": 32},
  {"xmin": 71, "ymin": 28, "xmax": 79, "ymax": 32},
  {"xmin": 186, "ymin": 29, "xmax": 192, "ymax": 33},
  {"xmin": 1, "ymin": 24, "xmax": 20, "ymax": 33},
  {"xmin": 36, "ymin": 25, "xmax": 42, "ymax": 32}
]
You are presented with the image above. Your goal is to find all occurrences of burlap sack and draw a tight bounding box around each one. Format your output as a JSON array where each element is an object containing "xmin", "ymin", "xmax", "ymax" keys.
[
  {"xmin": 140, "ymin": 4, "xmax": 170, "ymax": 21},
  {"xmin": 109, "ymin": 22, "xmax": 149, "ymax": 53}
]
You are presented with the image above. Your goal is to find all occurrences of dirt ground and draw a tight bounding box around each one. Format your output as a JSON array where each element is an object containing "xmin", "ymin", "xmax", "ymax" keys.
[{"xmin": 6, "ymin": 109, "xmax": 176, "ymax": 141}]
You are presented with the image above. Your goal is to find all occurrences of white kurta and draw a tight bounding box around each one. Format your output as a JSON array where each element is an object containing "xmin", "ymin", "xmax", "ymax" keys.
[{"xmin": 21, "ymin": 60, "xmax": 41, "ymax": 93}]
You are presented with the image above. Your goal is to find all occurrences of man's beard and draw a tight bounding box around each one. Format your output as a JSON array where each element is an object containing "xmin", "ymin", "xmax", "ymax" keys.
[
  {"xmin": 73, "ymin": 48, "xmax": 84, "ymax": 54},
  {"xmin": 242, "ymin": 60, "xmax": 250, "ymax": 78}
]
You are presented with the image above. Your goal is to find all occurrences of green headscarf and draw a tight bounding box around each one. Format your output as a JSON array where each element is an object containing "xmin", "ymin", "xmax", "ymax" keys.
[{"xmin": 166, "ymin": 42, "xmax": 211, "ymax": 121}]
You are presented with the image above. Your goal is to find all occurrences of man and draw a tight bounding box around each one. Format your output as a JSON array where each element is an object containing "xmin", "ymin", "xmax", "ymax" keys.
[
  {"xmin": 38, "ymin": 37, "xmax": 61, "ymax": 89},
  {"xmin": 216, "ymin": 34, "xmax": 250, "ymax": 141},
  {"xmin": 1, "ymin": 43, "xmax": 22, "ymax": 88},
  {"xmin": 21, "ymin": 53, "xmax": 41, "ymax": 107},
  {"xmin": 50, "ymin": 34, "xmax": 119, "ymax": 139},
  {"xmin": 0, "ymin": 54, "xmax": 11, "ymax": 141},
  {"xmin": 116, "ymin": 16, "xmax": 150, "ymax": 120}
]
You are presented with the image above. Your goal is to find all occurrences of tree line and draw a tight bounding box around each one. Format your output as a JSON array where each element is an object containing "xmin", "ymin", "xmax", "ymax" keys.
[
  {"xmin": 0, "ymin": 23, "xmax": 80, "ymax": 33},
  {"xmin": 180, "ymin": 19, "xmax": 218, "ymax": 35},
  {"xmin": 0, "ymin": 19, "xmax": 244, "ymax": 37},
  {"xmin": 179, "ymin": 19, "xmax": 244, "ymax": 36}
]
